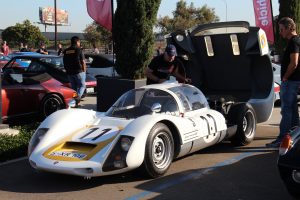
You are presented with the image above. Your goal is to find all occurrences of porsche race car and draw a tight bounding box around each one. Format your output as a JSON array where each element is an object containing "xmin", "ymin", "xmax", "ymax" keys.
[{"xmin": 28, "ymin": 82, "xmax": 256, "ymax": 178}]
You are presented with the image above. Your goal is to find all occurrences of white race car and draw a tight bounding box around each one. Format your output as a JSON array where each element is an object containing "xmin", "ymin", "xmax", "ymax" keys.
[{"xmin": 28, "ymin": 82, "xmax": 256, "ymax": 178}]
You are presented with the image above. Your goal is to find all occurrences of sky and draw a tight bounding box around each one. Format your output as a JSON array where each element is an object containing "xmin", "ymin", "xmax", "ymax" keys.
[{"xmin": 0, "ymin": 0, "xmax": 279, "ymax": 33}]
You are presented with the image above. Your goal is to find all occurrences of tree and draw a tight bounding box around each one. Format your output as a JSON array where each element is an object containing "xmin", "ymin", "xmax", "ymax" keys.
[
  {"xmin": 1, "ymin": 20, "xmax": 48, "ymax": 48},
  {"xmin": 275, "ymin": 0, "xmax": 300, "ymax": 54},
  {"xmin": 113, "ymin": 0, "xmax": 161, "ymax": 79},
  {"xmin": 84, "ymin": 22, "xmax": 112, "ymax": 49},
  {"xmin": 156, "ymin": 0, "xmax": 219, "ymax": 35},
  {"xmin": 84, "ymin": 23, "xmax": 102, "ymax": 47}
]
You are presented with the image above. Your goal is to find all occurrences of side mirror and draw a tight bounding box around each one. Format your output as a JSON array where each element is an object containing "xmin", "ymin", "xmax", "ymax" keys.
[{"xmin": 151, "ymin": 103, "xmax": 161, "ymax": 113}]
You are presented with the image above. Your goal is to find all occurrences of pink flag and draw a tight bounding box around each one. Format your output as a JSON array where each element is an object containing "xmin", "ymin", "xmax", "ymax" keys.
[
  {"xmin": 86, "ymin": 0, "xmax": 112, "ymax": 31},
  {"xmin": 253, "ymin": 0, "xmax": 274, "ymax": 43}
]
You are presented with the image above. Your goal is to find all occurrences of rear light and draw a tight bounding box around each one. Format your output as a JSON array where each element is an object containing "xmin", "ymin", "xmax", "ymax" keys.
[
  {"xmin": 274, "ymin": 83, "xmax": 280, "ymax": 93},
  {"xmin": 279, "ymin": 134, "xmax": 292, "ymax": 155},
  {"xmin": 73, "ymin": 92, "xmax": 78, "ymax": 98}
]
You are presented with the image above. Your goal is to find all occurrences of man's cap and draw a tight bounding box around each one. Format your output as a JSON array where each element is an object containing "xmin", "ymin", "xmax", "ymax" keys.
[{"xmin": 165, "ymin": 44, "xmax": 176, "ymax": 56}]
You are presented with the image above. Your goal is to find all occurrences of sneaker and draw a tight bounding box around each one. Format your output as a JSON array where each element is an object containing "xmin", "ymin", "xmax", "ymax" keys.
[{"xmin": 266, "ymin": 140, "xmax": 281, "ymax": 148}]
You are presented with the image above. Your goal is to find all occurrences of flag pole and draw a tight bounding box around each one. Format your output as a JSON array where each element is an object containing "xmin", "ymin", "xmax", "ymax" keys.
[
  {"xmin": 111, "ymin": 0, "xmax": 116, "ymax": 77},
  {"xmin": 269, "ymin": 0, "xmax": 276, "ymax": 45}
]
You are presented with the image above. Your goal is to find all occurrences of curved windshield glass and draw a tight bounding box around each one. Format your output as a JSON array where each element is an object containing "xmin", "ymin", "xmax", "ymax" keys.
[{"xmin": 106, "ymin": 88, "xmax": 179, "ymax": 118}]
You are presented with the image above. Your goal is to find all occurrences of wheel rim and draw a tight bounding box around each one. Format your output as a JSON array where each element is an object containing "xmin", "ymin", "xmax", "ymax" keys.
[
  {"xmin": 43, "ymin": 97, "xmax": 61, "ymax": 117},
  {"xmin": 292, "ymin": 170, "xmax": 300, "ymax": 183},
  {"xmin": 152, "ymin": 132, "xmax": 172, "ymax": 169},
  {"xmin": 243, "ymin": 110, "xmax": 255, "ymax": 138}
]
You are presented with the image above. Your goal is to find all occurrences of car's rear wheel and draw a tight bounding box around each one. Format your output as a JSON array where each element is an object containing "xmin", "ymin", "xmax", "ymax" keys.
[
  {"xmin": 143, "ymin": 123, "xmax": 174, "ymax": 178},
  {"xmin": 41, "ymin": 94, "xmax": 64, "ymax": 118},
  {"xmin": 228, "ymin": 103, "xmax": 256, "ymax": 146},
  {"xmin": 278, "ymin": 167, "xmax": 300, "ymax": 198}
]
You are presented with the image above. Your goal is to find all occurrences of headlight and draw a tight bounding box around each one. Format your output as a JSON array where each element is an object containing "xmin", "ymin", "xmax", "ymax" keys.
[
  {"xmin": 176, "ymin": 34, "xmax": 184, "ymax": 42},
  {"xmin": 102, "ymin": 136, "xmax": 134, "ymax": 172},
  {"xmin": 120, "ymin": 137, "xmax": 132, "ymax": 151},
  {"xmin": 28, "ymin": 128, "xmax": 48, "ymax": 156}
]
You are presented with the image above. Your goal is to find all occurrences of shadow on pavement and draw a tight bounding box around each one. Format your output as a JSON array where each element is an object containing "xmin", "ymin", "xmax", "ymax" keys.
[
  {"xmin": 0, "ymin": 159, "xmax": 143, "ymax": 193},
  {"xmin": 130, "ymin": 152, "xmax": 294, "ymax": 200}
]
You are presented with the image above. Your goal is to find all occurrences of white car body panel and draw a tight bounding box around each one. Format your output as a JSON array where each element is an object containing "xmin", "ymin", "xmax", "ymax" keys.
[{"xmin": 29, "ymin": 83, "xmax": 228, "ymax": 177}]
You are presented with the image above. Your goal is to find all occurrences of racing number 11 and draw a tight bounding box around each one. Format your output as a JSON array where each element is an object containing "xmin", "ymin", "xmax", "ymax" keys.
[{"xmin": 79, "ymin": 128, "xmax": 112, "ymax": 141}]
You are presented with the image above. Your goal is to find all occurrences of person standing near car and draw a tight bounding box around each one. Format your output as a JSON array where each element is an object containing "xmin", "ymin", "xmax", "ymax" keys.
[
  {"xmin": 57, "ymin": 43, "xmax": 63, "ymax": 56},
  {"xmin": 36, "ymin": 42, "xmax": 48, "ymax": 55},
  {"xmin": 1, "ymin": 41, "xmax": 10, "ymax": 56},
  {"xmin": 63, "ymin": 36, "xmax": 86, "ymax": 106},
  {"xmin": 266, "ymin": 17, "xmax": 300, "ymax": 148},
  {"xmin": 145, "ymin": 44, "xmax": 191, "ymax": 85}
]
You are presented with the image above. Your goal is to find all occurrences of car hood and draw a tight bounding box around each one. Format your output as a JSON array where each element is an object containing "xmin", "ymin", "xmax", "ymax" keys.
[{"xmin": 38, "ymin": 111, "xmax": 133, "ymax": 161}]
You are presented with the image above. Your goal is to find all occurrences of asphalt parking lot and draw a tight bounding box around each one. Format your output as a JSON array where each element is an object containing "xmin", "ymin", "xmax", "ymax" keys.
[{"xmin": 0, "ymin": 96, "xmax": 293, "ymax": 200}]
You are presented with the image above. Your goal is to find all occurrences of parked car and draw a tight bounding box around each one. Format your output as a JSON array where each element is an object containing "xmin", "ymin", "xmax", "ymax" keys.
[
  {"xmin": 272, "ymin": 63, "xmax": 300, "ymax": 102},
  {"xmin": 1, "ymin": 68, "xmax": 77, "ymax": 123},
  {"xmin": 28, "ymin": 82, "xmax": 257, "ymax": 178},
  {"xmin": 272, "ymin": 63, "xmax": 281, "ymax": 86},
  {"xmin": 274, "ymin": 82, "xmax": 280, "ymax": 103},
  {"xmin": 8, "ymin": 52, "xmax": 41, "ymax": 67},
  {"xmin": 0, "ymin": 54, "xmax": 10, "ymax": 68},
  {"xmin": 3, "ymin": 54, "xmax": 96, "ymax": 98},
  {"xmin": 278, "ymin": 127, "xmax": 300, "ymax": 198},
  {"xmin": 84, "ymin": 53, "xmax": 118, "ymax": 78}
]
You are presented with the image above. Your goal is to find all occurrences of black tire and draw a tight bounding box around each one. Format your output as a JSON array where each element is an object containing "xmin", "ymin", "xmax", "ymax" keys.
[
  {"xmin": 40, "ymin": 94, "xmax": 64, "ymax": 118},
  {"xmin": 278, "ymin": 167, "xmax": 300, "ymax": 198},
  {"xmin": 228, "ymin": 103, "xmax": 256, "ymax": 146},
  {"xmin": 143, "ymin": 123, "xmax": 174, "ymax": 178}
]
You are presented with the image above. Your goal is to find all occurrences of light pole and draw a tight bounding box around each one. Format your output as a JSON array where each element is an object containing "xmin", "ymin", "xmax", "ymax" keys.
[
  {"xmin": 54, "ymin": 0, "xmax": 57, "ymax": 50},
  {"xmin": 221, "ymin": 0, "xmax": 227, "ymax": 22}
]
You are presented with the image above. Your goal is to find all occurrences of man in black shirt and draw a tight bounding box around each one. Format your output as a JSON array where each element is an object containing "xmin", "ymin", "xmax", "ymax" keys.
[
  {"xmin": 145, "ymin": 44, "xmax": 191, "ymax": 85},
  {"xmin": 267, "ymin": 17, "xmax": 300, "ymax": 148},
  {"xmin": 36, "ymin": 42, "xmax": 48, "ymax": 55},
  {"xmin": 63, "ymin": 36, "xmax": 86, "ymax": 106}
]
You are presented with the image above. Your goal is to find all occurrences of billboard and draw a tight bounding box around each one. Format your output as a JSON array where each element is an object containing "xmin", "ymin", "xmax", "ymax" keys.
[{"xmin": 39, "ymin": 7, "xmax": 69, "ymax": 25}]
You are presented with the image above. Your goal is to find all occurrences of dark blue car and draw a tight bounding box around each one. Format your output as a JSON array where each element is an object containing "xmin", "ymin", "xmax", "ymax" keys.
[{"xmin": 278, "ymin": 127, "xmax": 300, "ymax": 198}]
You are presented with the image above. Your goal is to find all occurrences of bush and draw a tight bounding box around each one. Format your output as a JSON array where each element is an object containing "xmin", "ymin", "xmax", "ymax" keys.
[{"xmin": 0, "ymin": 123, "xmax": 39, "ymax": 162}]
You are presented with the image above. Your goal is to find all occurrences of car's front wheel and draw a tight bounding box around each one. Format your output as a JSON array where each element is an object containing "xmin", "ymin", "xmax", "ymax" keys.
[
  {"xmin": 143, "ymin": 123, "xmax": 174, "ymax": 178},
  {"xmin": 228, "ymin": 103, "xmax": 256, "ymax": 146},
  {"xmin": 41, "ymin": 94, "xmax": 64, "ymax": 118}
]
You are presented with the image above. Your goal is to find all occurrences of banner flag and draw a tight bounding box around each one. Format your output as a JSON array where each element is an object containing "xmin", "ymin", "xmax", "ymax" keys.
[
  {"xmin": 86, "ymin": 0, "xmax": 112, "ymax": 31},
  {"xmin": 253, "ymin": 0, "xmax": 274, "ymax": 43}
]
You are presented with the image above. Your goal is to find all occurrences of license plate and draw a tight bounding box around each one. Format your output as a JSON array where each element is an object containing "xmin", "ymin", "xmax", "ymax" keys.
[
  {"xmin": 50, "ymin": 151, "xmax": 86, "ymax": 159},
  {"xmin": 86, "ymin": 87, "xmax": 94, "ymax": 93}
]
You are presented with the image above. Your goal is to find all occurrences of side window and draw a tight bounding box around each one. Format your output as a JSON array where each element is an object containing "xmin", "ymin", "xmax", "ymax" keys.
[
  {"xmin": 184, "ymin": 87, "xmax": 208, "ymax": 110},
  {"xmin": 174, "ymin": 91, "xmax": 191, "ymax": 112},
  {"xmin": 170, "ymin": 86, "xmax": 208, "ymax": 111}
]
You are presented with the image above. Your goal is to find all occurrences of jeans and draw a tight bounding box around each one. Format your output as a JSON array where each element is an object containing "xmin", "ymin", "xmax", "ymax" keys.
[
  {"xmin": 279, "ymin": 80, "xmax": 300, "ymax": 140},
  {"xmin": 68, "ymin": 72, "xmax": 86, "ymax": 98}
]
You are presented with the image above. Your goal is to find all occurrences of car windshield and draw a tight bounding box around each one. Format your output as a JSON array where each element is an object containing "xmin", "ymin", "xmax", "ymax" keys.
[{"xmin": 106, "ymin": 88, "xmax": 179, "ymax": 119}]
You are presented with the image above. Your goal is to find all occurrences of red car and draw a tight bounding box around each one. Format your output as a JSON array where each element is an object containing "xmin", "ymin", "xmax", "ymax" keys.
[
  {"xmin": 4, "ymin": 54, "xmax": 97, "ymax": 98},
  {"xmin": 1, "ymin": 68, "xmax": 77, "ymax": 123}
]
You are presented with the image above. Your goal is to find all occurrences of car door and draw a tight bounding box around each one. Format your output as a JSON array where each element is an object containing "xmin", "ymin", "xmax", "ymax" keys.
[
  {"xmin": 170, "ymin": 85, "xmax": 217, "ymax": 139},
  {"xmin": 2, "ymin": 68, "xmax": 46, "ymax": 119}
]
